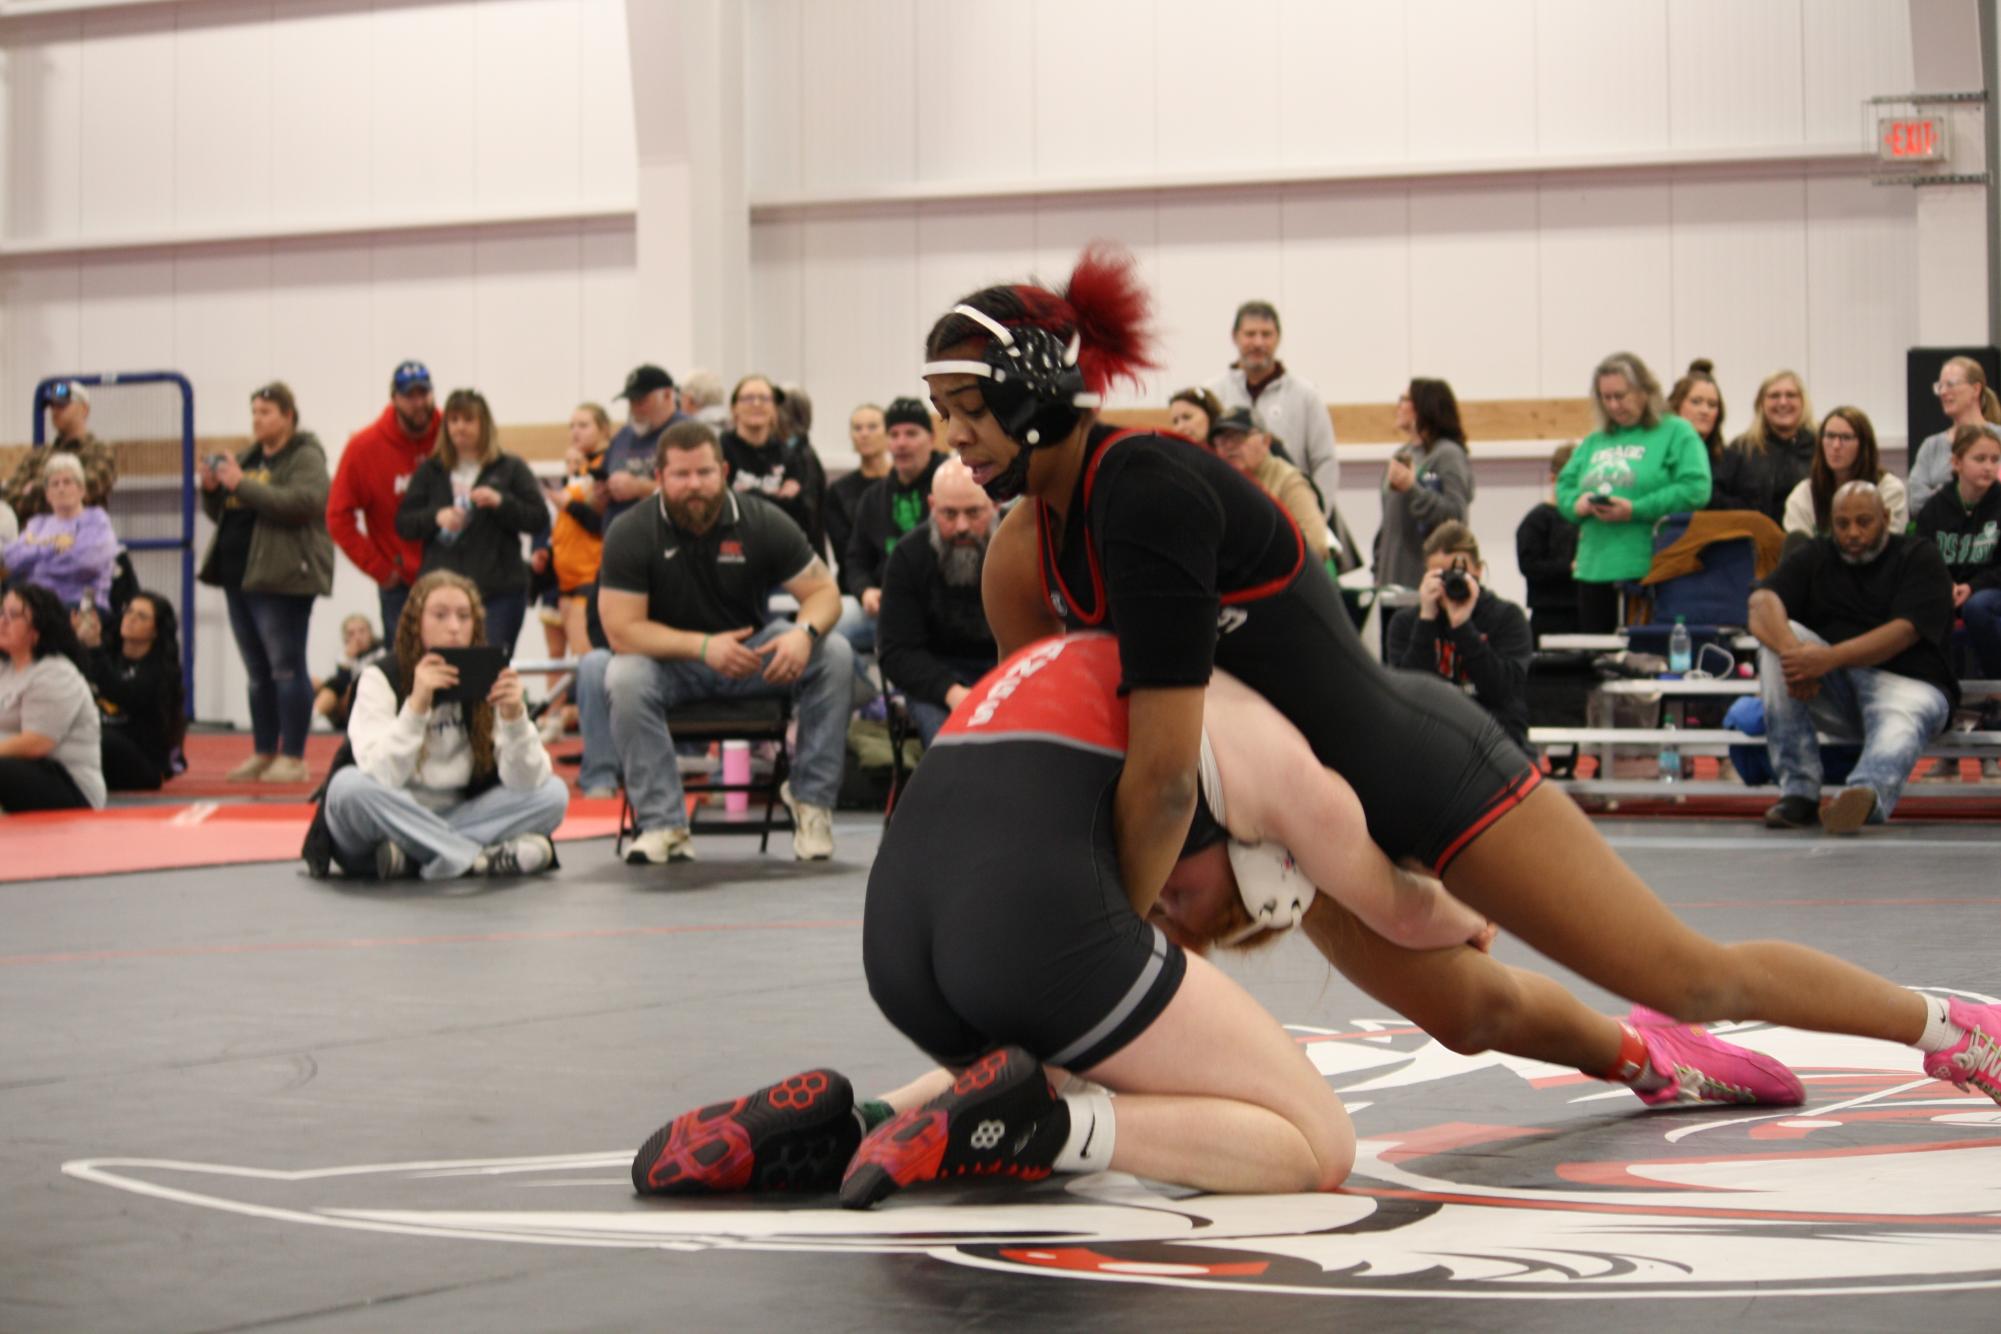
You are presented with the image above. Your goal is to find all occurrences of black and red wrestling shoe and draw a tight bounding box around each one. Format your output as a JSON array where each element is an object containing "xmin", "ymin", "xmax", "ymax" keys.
[
  {"xmin": 631, "ymin": 1068, "xmax": 856, "ymax": 1196},
  {"xmin": 839, "ymin": 1046, "xmax": 1067, "ymax": 1210}
]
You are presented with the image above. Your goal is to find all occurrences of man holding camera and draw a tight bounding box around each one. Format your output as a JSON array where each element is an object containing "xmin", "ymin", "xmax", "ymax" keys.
[{"xmin": 1386, "ymin": 520, "xmax": 1534, "ymax": 753}]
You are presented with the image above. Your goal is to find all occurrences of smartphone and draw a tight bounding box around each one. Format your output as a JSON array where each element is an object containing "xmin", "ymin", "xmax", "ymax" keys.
[{"xmin": 433, "ymin": 646, "xmax": 507, "ymax": 706}]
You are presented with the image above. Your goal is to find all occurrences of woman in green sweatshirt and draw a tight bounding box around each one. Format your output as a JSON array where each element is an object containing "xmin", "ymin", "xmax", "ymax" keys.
[{"xmin": 1556, "ymin": 352, "xmax": 1714, "ymax": 632}]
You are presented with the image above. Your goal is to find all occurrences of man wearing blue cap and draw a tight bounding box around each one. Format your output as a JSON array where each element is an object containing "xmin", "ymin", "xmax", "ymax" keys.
[{"xmin": 328, "ymin": 360, "xmax": 442, "ymax": 631}]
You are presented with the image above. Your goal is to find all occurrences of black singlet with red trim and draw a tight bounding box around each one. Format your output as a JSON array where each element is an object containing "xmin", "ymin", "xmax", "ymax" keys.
[{"xmin": 1036, "ymin": 424, "xmax": 1538, "ymax": 871}]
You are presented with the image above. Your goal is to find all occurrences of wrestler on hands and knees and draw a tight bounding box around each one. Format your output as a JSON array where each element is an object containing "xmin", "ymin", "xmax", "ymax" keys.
[{"xmin": 629, "ymin": 636, "xmax": 1805, "ymax": 1206}]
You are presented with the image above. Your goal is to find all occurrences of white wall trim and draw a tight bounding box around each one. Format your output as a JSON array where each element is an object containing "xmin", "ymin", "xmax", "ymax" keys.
[{"xmin": 749, "ymin": 143, "xmax": 1877, "ymax": 218}]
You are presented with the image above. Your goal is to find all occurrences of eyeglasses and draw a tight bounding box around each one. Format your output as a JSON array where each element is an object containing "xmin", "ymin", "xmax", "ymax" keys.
[
  {"xmin": 1934, "ymin": 380, "xmax": 1968, "ymax": 395},
  {"xmin": 1820, "ymin": 430, "xmax": 1859, "ymax": 443},
  {"xmin": 0, "ymin": 605, "xmax": 25, "ymax": 623},
  {"xmin": 735, "ymin": 393, "xmax": 774, "ymax": 405}
]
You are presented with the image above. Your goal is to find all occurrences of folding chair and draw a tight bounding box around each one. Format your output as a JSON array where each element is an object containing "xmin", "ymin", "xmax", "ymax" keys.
[{"xmin": 615, "ymin": 696, "xmax": 795, "ymax": 855}]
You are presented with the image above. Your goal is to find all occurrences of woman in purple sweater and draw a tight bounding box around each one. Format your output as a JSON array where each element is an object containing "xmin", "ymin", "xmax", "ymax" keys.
[{"xmin": 0, "ymin": 453, "xmax": 119, "ymax": 610}]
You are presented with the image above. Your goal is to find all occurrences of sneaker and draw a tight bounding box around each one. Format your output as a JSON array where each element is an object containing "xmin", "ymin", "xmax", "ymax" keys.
[
  {"xmin": 260, "ymin": 756, "xmax": 309, "ymax": 784},
  {"xmin": 537, "ymin": 713, "xmax": 566, "ymax": 744},
  {"xmin": 1762, "ymin": 795, "xmax": 1819, "ymax": 829},
  {"xmin": 1921, "ymin": 998, "xmax": 2001, "ymax": 1105},
  {"xmin": 225, "ymin": 753, "xmax": 274, "ymax": 782},
  {"xmin": 632, "ymin": 1069, "xmax": 857, "ymax": 1196},
  {"xmin": 373, "ymin": 841, "xmax": 414, "ymax": 881},
  {"xmin": 626, "ymin": 826, "xmax": 695, "ymax": 865},
  {"xmin": 1822, "ymin": 785, "xmax": 1877, "ymax": 836},
  {"xmin": 1625, "ymin": 1007, "xmax": 1805, "ymax": 1107},
  {"xmin": 581, "ymin": 785, "xmax": 618, "ymax": 801},
  {"xmin": 471, "ymin": 833, "xmax": 555, "ymax": 877},
  {"xmin": 840, "ymin": 1045, "xmax": 1065, "ymax": 1210},
  {"xmin": 780, "ymin": 781, "xmax": 834, "ymax": 861}
]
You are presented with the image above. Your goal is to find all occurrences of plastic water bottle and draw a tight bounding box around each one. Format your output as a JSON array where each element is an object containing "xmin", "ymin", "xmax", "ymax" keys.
[
  {"xmin": 722, "ymin": 740, "xmax": 751, "ymax": 814},
  {"xmin": 1668, "ymin": 616, "xmax": 1692, "ymax": 675},
  {"xmin": 1658, "ymin": 716, "xmax": 1681, "ymax": 784}
]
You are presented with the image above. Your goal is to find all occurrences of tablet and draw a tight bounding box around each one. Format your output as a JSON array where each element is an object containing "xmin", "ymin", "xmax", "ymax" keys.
[{"xmin": 434, "ymin": 646, "xmax": 506, "ymax": 706}]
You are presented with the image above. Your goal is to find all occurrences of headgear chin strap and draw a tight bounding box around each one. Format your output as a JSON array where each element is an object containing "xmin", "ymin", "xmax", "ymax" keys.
[
  {"xmin": 1219, "ymin": 840, "xmax": 1315, "ymax": 946},
  {"xmin": 923, "ymin": 304, "xmax": 1102, "ymax": 502}
]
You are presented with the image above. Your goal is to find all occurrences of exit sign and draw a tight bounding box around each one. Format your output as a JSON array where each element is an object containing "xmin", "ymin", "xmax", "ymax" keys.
[{"xmin": 1878, "ymin": 115, "xmax": 1948, "ymax": 162}]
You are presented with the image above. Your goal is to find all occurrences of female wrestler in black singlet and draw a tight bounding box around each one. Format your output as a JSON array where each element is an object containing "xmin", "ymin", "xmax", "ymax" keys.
[{"xmin": 918, "ymin": 244, "xmax": 1998, "ymax": 1110}]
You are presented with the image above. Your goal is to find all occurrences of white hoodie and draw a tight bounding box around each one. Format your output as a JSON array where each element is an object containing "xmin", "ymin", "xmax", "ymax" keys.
[{"xmin": 348, "ymin": 663, "xmax": 553, "ymax": 811}]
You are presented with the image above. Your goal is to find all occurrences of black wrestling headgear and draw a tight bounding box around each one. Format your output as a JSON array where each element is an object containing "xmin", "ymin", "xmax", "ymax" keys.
[{"xmin": 922, "ymin": 304, "xmax": 1102, "ymax": 502}]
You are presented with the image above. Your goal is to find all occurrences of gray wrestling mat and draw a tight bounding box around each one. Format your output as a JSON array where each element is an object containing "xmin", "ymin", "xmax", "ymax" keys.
[{"xmin": 5, "ymin": 819, "xmax": 1999, "ymax": 1332}]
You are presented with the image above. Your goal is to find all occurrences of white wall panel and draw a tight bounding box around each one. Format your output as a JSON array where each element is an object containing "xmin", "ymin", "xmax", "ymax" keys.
[
  {"xmin": 798, "ymin": 213, "xmax": 919, "ymax": 413},
  {"xmin": 0, "ymin": 260, "xmax": 81, "ymax": 434},
  {"xmin": 1153, "ymin": 192, "xmax": 1282, "ymax": 391},
  {"xmin": 78, "ymin": 9, "xmax": 174, "ymax": 236},
  {"xmin": 475, "ymin": 227, "xmax": 584, "ymax": 423},
  {"xmin": 367, "ymin": 235, "xmax": 478, "ymax": 394},
  {"xmin": 748, "ymin": 217, "xmax": 804, "ymax": 386},
  {"xmin": 1033, "ymin": 196, "xmax": 1160, "ymax": 406},
  {"xmin": 267, "ymin": 1, "xmax": 372, "ymax": 229},
  {"xmin": 1279, "ymin": 186, "xmax": 1411, "ymax": 404},
  {"xmin": 3, "ymin": 15, "xmax": 85, "ymax": 243},
  {"xmin": 1668, "ymin": 176, "xmax": 1809, "ymax": 428},
  {"xmin": 1536, "ymin": 181, "xmax": 1673, "ymax": 397},
  {"xmin": 76, "ymin": 254, "xmax": 174, "ymax": 371},
  {"xmin": 578, "ymin": 0, "xmax": 637, "ymax": 202},
  {"xmin": 1404, "ymin": 0, "xmax": 1537, "ymax": 161},
  {"xmin": 172, "ymin": 2, "xmax": 272, "ymax": 236},
  {"xmin": 1804, "ymin": 176, "xmax": 1917, "ymax": 431},
  {"xmin": 476, "ymin": 0, "xmax": 581, "ymax": 211},
  {"xmin": 579, "ymin": 223, "xmax": 640, "ymax": 406},
  {"xmin": 266, "ymin": 240, "xmax": 374, "ymax": 449},
  {"xmin": 1275, "ymin": 1, "xmax": 1409, "ymax": 167},
  {"xmin": 1534, "ymin": 0, "xmax": 1669, "ymax": 156},
  {"xmin": 914, "ymin": 6, "xmax": 1034, "ymax": 186},
  {"xmin": 913, "ymin": 202, "xmax": 1037, "ymax": 352},
  {"xmin": 1154, "ymin": 0, "xmax": 1279, "ymax": 174},
  {"xmin": 1802, "ymin": 0, "xmax": 1915, "ymax": 146},
  {"xmin": 742, "ymin": 0, "xmax": 802, "ymax": 201},
  {"xmin": 367, "ymin": 3, "xmax": 478, "ymax": 217},
  {"xmin": 171, "ymin": 244, "xmax": 273, "ymax": 436},
  {"xmin": 798, "ymin": 0, "xmax": 915, "ymax": 197},
  {"xmin": 1032, "ymin": 0, "xmax": 1153, "ymax": 182},
  {"xmin": 1667, "ymin": 0, "xmax": 1804, "ymax": 149},
  {"xmin": 1407, "ymin": 184, "xmax": 1539, "ymax": 398}
]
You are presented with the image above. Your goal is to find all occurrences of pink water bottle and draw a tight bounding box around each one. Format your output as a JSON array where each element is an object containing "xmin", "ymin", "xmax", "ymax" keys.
[{"xmin": 722, "ymin": 740, "xmax": 751, "ymax": 814}]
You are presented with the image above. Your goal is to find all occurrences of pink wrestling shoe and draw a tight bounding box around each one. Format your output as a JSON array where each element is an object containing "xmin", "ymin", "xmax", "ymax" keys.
[
  {"xmin": 1921, "ymin": 998, "xmax": 2001, "ymax": 1105},
  {"xmin": 1626, "ymin": 1007, "xmax": 1806, "ymax": 1107}
]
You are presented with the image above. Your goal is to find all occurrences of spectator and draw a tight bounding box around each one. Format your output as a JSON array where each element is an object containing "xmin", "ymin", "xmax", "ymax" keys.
[
  {"xmin": 779, "ymin": 383, "xmax": 815, "ymax": 443},
  {"xmin": 327, "ymin": 361, "xmax": 441, "ymax": 634},
  {"xmin": 79, "ymin": 589, "xmax": 185, "ymax": 791},
  {"xmin": 680, "ymin": 368, "xmax": 730, "ymax": 432},
  {"xmin": 1210, "ymin": 300, "xmax": 1339, "ymax": 510},
  {"xmin": 1165, "ymin": 385, "xmax": 1222, "ymax": 444},
  {"xmin": 1516, "ymin": 442, "xmax": 1580, "ymax": 639},
  {"xmin": 546, "ymin": 402, "xmax": 613, "ymax": 660},
  {"xmin": 722, "ymin": 373, "xmax": 828, "ymax": 557},
  {"xmin": 824, "ymin": 403, "xmax": 889, "ymax": 571},
  {"xmin": 841, "ymin": 398, "xmax": 944, "ymax": 653},
  {"xmin": 199, "ymin": 381, "xmax": 334, "ymax": 785},
  {"xmin": 1913, "ymin": 423, "xmax": 2001, "ymax": 677},
  {"xmin": 604, "ymin": 364, "xmax": 686, "ymax": 528},
  {"xmin": 877, "ymin": 458, "xmax": 999, "ymax": 744},
  {"xmin": 396, "ymin": 389, "xmax": 547, "ymax": 658},
  {"xmin": 1557, "ymin": 352, "xmax": 1713, "ymax": 633},
  {"xmin": 1386, "ymin": 521, "xmax": 1533, "ymax": 753},
  {"xmin": 0, "ymin": 453, "xmax": 119, "ymax": 611},
  {"xmin": 0, "ymin": 582, "xmax": 104, "ymax": 811},
  {"xmin": 1374, "ymin": 377, "xmax": 1473, "ymax": 590},
  {"xmin": 1908, "ymin": 355, "xmax": 2001, "ymax": 519},
  {"xmin": 1750, "ymin": 481, "xmax": 1956, "ymax": 833},
  {"xmin": 322, "ymin": 571, "xmax": 567, "ymax": 881},
  {"xmin": 1668, "ymin": 358, "xmax": 1728, "ymax": 478},
  {"xmin": 1208, "ymin": 407, "xmax": 1329, "ymax": 563},
  {"xmin": 599, "ymin": 420, "xmax": 852, "ymax": 864},
  {"xmin": 314, "ymin": 613, "xmax": 387, "ymax": 732},
  {"xmin": 1783, "ymin": 407, "xmax": 1908, "ymax": 537},
  {"xmin": 6, "ymin": 380, "xmax": 118, "ymax": 521},
  {"xmin": 1711, "ymin": 370, "xmax": 1815, "ymax": 522}
]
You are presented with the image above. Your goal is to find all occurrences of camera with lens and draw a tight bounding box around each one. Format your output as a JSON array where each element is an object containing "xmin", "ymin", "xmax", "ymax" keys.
[
  {"xmin": 206, "ymin": 453, "xmax": 230, "ymax": 472},
  {"xmin": 1441, "ymin": 558, "xmax": 1474, "ymax": 604}
]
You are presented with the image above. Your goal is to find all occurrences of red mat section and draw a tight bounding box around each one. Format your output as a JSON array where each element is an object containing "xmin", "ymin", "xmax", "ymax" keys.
[
  {"xmin": 0, "ymin": 797, "xmax": 624, "ymax": 883},
  {"xmin": 165, "ymin": 732, "xmax": 588, "ymax": 799}
]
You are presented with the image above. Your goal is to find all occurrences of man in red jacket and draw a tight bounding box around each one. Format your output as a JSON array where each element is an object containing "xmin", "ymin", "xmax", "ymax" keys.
[{"xmin": 327, "ymin": 361, "xmax": 442, "ymax": 632}]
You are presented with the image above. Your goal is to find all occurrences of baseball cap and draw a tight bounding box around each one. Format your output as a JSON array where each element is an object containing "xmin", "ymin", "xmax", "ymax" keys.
[
  {"xmin": 618, "ymin": 364, "xmax": 676, "ymax": 399},
  {"xmin": 883, "ymin": 397, "xmax": 933, "ymax": 432},
  {"xmin": 1208, "ymin": 406, "xmax": 1264, "ymax": 441},
  {"xmin": 392, "ymin": 361, "xmax": 432, "ymax": 393},
  {"xmin": 44, "ymin": 380, "xmax": 89, "ymax": 408}
]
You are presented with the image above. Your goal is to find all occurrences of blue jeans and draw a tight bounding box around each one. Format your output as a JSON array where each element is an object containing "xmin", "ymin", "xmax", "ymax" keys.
[
  {"xmin": 225, "ymin": 589, "xmax": 315, "ymax": 758},
  {"xmin": 901, "ymin": 655, "xmax": 992, "ymax": 746},
  {"xmin": 1760, "ymin": 622, "xmax": 1951, "ymax": 819},
  {"xmin": 325, "ymin": 767, "xmax": 569, "ymax": 880},
  {"xmin": 607, "ymin": 621, "xmax": 854, "ymax": 831},
  {"xmin": 834, "ymin": 595, "xmax": 876, "ymax": 654},
  {"xmin": 482, "ymin": 589, "xmax": 528, "ymax": 661},
  {"xmin": 575, "ymin": 648, "xmax": 617, "ymax": 793},
  {"xmin": 1962, "ymin": 586, "xmax": 2001, "ymax": 678},
  {"xmin": 378, "ymin": 583, "xmax": 410, "ymax": 641}
]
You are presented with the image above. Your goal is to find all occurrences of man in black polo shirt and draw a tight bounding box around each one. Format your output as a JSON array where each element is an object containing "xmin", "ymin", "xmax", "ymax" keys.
[
  {"xmin": 598, "ymin": 420, "xmax": 852, "ymax": 864},
  {"xmin": 877, "ymin": 458, "xmax": 999, "ymax": 744},
  {"xmin": 1750, "ymin": 481, "xmax": 1957, "ymax": 835}
]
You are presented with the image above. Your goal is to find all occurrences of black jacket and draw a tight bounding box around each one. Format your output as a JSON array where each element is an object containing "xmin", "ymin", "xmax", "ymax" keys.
[
  {"xmin": 1514, "ymin": 501, "xmax": 1578, "ymax": 614},
  {"xmin": 396, "ymin": 452, "xmax": 549, "ymax": 596},
  {"xmin": 724, "ymin": 431, "xmax": 828, "ymax": 557},
  {"xmin": 843, "ymin": 456, "xmax": 943, "ymax": 597},
  {"xmin": 824, "ymin": 467, "xmax": 880, "ymax": 570},
  {"xmin": 1709, "ymin": 429, "xmax": 1816, "ymax": 523},
  {"xmin": 1914, "ymin": 482, "xmax": 2001, "ymax": 593},
  {"xmin": 1386, "ymin": 590, "xmax": 1534, "ymax": 753},
  {"xmin": 877, "ymin": 519, "xmax": 998, "ymax": 707}
]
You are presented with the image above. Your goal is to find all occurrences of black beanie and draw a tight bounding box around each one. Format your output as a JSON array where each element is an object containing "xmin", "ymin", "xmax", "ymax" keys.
[{"xmin": 884, "ymin": 397, "xmax": 933, "ymax": 432}]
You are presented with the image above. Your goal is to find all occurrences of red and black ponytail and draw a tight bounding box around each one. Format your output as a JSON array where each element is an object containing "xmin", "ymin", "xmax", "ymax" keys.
[{"xmin": 924, "ymin": 241, "xmax": 1158, "ymax": 396}]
